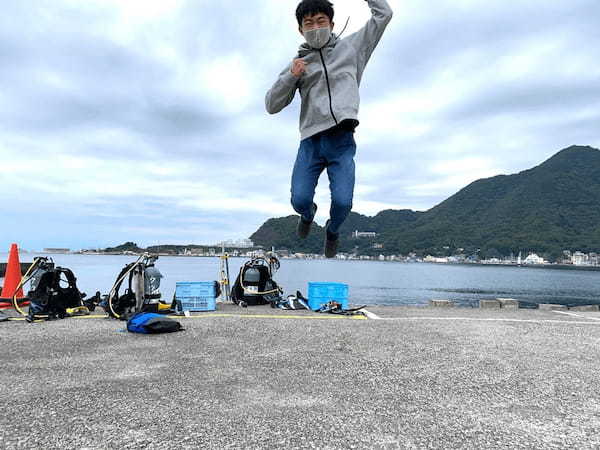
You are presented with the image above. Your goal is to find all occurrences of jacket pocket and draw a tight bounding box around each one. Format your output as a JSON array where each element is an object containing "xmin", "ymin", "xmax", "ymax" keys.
[
  {"xmin": 331, "ymin": 71, "xmax": 360, "ymax": 111},
  {"xmin": 301, "ymin": 83, "xmax": 334, "ymax": 129}
]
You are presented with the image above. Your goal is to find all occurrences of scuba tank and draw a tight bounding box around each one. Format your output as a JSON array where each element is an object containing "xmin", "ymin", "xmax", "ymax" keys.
[
  {"xmin": 99, "ymin": 254, "xmax": 169, "ymax": 320},
  {"xmin": 231, "ymin": 255, "xmax": 283, "ymax": 307},
  {"xmin": 23, "ymin": 257, "xmax": 88, "ymax": 322}
]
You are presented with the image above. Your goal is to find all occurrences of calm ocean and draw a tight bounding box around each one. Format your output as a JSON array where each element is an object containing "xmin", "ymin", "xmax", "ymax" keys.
[{"xmin": 2, "ymin": 253, "xmax": 599, "ymax": 307}]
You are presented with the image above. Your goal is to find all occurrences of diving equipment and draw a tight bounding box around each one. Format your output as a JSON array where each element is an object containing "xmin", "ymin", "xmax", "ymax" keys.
[
  {"xmin": 19, "ymin": 257, "xmax": 88, "ymax": 322},
  {"xmin": 99, "ymin": 254, "xmax": 169, "ymax": 320},
  {"xmin": 231, "ymin": 255, "xmax": 283, "ymax": 307}
]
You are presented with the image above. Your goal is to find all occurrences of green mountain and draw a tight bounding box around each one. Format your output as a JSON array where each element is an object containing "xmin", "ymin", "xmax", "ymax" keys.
[
  {"xmin": 250, "ymin": 145, "xmax": 600, "ymax": 260},
  {"xmin": 250, "ymin": 210, "xmax": 419, "ymax": 254},
  {"xmin": 104, "ymin": 241, "xmax": 144, "ymax": 253}
]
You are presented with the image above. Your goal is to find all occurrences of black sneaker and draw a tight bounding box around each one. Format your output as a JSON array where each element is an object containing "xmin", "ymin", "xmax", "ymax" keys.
[
  {"xmin": 324, "ymin": 220, "xmax": 339, "ymax": 258},
  {"xmin": 296, "ymin": 203, "xmax": 317, "ymax": 239}
]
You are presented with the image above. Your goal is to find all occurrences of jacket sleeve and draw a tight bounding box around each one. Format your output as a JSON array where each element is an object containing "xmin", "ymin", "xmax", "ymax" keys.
[
  {"xmin": 346, "ymin": 0, "xmax": 393, "ymax": 71},
  {"xmin": 265, "ymin": 64, "xmax": 300, "ymax": 114}
]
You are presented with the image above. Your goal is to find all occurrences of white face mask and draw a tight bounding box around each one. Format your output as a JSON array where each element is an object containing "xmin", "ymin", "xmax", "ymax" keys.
[{"xmin": 304, "ymin": 26, "xmax": 331, "ymax": 49}]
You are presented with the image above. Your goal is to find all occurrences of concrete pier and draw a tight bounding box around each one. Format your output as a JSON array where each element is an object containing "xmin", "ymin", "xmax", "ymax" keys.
[
  {"xmin": 479, "ymin": 299, "xmax": 501, "ymax": 309},
  {"xmin": 497, "ymin": 298, "xmax": 519, "ymax": 309},
  {"xmin": 1, "ymin": 304, "xmax": 600, "ymax": 449},
  {"xmin": 570, "ymin": 304, "xmax": 600, "ymax": 312},
  {"xmin": 0, "ymin": 262, "xmax": 33, "ymax": 278},
  {"xmin": 539, "ymin": 303, "xmax": 568, "ymax": 311},
  {"xmin": 428, "ymin": 299, "xmax": 454, "ymax": 307}
]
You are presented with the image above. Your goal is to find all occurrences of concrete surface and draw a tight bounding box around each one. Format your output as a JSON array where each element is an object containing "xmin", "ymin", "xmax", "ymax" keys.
[
  {"xmin": 479, "ymin": 300, "xmax": 501, "ymax": 309},
  {"xmin": 428, "ymin": 300, "xmax": 454, "ymax": 308},
  {"xmin": 570, "ymin": 305, "xmax": 600, "ymax": 312},
  {"xmin": 497, "ymin": 298, "xmax": 519, "ymax": 309},
  {"xmin": 2, "ymin": 304, "xmax": 600, "ymax": 449},
  {"xmin": 0, "ymin": 262, "xmax": 32, "ymax": 278},
  {"xmin": 539, "ymin": 304, "xmax": 569, "ymax": 311}
]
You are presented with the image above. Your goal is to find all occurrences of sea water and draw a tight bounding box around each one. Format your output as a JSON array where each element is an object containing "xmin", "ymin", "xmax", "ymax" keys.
[{"xmin": 2, "ymin": 253, "xmax": 599, "ymax": 307}]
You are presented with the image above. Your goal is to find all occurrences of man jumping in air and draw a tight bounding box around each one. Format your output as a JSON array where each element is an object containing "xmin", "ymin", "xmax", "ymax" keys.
[{"xmin": 265, "ymin": 0, "xmax": 393, "ymax": 258}]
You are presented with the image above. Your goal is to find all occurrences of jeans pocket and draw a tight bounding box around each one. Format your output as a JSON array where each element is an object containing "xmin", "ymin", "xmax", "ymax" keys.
[{"xmin": 334, "ymin": 131, "xmax": 356, "ymax": 153}]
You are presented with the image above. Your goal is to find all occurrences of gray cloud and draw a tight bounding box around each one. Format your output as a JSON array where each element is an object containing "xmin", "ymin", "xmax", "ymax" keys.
[
  {"xmin": 444, "ymin": 79, "xmax": 600, "ymax": 122},
  {"xmin": 1, "ymin": 0, "xmax": 599, "ymax": 250},
  {"xmin": 362, "ymin": 0, "xmax": 600, "ymax": 94}
]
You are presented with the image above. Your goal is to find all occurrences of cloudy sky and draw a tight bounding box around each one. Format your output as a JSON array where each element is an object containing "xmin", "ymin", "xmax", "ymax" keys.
[{"xmin": 1, "ymin": 0, "xmax": 598, "ymax": 251}]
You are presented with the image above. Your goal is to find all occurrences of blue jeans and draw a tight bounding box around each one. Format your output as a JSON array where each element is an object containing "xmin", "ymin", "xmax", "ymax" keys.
[{"xmin": 291, "ymin": 129, "xmax": 356, "ymax": 236}]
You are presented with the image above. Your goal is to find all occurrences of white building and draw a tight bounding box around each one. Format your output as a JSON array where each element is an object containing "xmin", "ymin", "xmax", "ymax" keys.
[
  {"xmin": 424, "ymin": 255, "xmax": 449, "ymax": 263},
  {"xmin": 523, "ymin": 253, "xmax": 545, "ymax": 265},
  {"xmin": 572, "ymin": 251, "xmax": 589, "ymax": 266},
  {"xmin": 218, "ymin": 239, "xmax": 254, "ymax": 248},
  {"xmin": 353, "ymin": 230, "xmax": 377, "ymax": 238}
]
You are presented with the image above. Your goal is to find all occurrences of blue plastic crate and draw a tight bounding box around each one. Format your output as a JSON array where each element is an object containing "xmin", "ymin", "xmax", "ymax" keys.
[
  {"xmin": 175, "ymin": 281, "xmax": 217, "ymax": 312},
  {"xmin": 307, "ymin": 282, "xmax": 349, "ymax": 311}
]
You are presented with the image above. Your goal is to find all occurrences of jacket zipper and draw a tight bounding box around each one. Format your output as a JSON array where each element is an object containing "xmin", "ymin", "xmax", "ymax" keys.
[{"xmin": 318, "ymin": 49, "xmax": 338, "ymax": 125}]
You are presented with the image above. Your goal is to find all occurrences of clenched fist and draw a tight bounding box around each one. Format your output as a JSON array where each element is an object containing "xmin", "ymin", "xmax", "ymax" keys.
[{"xmin": 291, "ymin": 58, "xmax": 307, "ymax": 78}]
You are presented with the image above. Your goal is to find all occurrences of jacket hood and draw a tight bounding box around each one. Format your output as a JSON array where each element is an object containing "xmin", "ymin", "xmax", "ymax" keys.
[{"xmin": 297, "ymin": 33, "xmax": 339, "ymax": 57}]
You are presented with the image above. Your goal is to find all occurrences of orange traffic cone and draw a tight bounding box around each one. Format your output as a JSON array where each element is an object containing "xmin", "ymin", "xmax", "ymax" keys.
[{"xmin": 0, "ymin": 243, "xmax": 25, "ymax": 308}]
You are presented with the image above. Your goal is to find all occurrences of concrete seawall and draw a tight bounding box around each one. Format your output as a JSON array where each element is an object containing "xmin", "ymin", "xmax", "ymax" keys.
[
  {"xmin": 0, "ymin": 262, "xmax": 33, "ymax": 278},
  {"xmin": 2, "ymin": 304, "xmax": 600, "ymax": 448}
]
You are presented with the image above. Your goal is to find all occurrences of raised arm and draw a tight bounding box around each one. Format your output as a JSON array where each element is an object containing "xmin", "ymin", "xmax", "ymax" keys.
[
  {"xmin": 265, "ymin": 63, "xmax": 300, "ymax": 114},
  {"xmin": 346, "ymin": 0, "xmax": 393, "ymax": 73}
]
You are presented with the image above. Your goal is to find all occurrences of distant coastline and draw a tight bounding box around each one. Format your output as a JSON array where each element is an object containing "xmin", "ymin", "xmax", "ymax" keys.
[
  {"xmin": 3, "ymin": 254, "xmax": 600, "ymax": 280},
  {"xmin": 447, "ymin": 261, "xmax": 600, "ymax": 272}
]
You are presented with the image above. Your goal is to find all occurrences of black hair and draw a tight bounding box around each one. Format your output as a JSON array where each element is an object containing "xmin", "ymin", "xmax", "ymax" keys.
[{"xmin": 295, "ymin": 0, "xmax": 334, "ymax": 27}]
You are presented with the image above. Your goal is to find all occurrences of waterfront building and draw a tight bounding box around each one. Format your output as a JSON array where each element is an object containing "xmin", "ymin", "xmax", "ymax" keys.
[
  {"xmin": 483, "ymin": 257, "xmax": 502, "ymax": 264},
  {"xmin": 572, "ymin": 251, "xmax": 589, "ymax": 266},
  {"xmin": 247, "ymin": 249, "xmax": 265, "ymax": 258},
  {"xmin": 425, "ymin": 255, "xmax": 449, "ymax": 263},
  {"xmin": 216, "ymin": 239, "xmax": 254, "ymax": 249},
  {"xmin": 352, "ymin": 230, "xmax": 377, "ymax": 238},
  {"xmin": 523, "ymin": 253, "xmax": 545, "ymax": 265}
]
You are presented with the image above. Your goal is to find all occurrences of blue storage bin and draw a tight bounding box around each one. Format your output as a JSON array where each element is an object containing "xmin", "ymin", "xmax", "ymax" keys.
[
  {"xmin": 308, "ymin": 282, "xmax": 349, "ymax": 310},
  {"xmin": 175, "ymin": 281, "xmax": 217, "ymax": 312}
]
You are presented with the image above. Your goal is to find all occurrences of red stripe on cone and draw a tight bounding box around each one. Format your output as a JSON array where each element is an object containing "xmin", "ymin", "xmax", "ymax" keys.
[{"xmin": 0, "ymin": 299, "xmax": 29, "ymax": 309}]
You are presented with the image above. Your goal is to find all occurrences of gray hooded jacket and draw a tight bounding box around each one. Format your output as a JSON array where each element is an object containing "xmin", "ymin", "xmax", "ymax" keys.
[{"xmin": 265, "ymin": 0, "xmax": 393, "ymax": 140}]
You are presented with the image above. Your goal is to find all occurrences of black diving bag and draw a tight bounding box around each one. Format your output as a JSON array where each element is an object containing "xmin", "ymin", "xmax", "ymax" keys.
[{"xmin": 27, "ymin": 266, "xmax": 85, "ymax": 322}]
